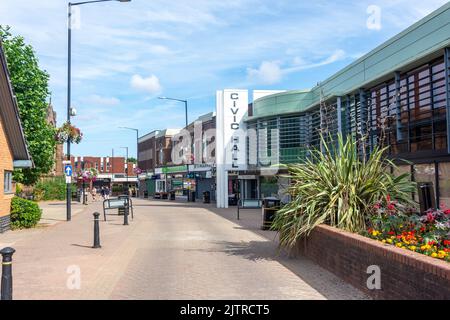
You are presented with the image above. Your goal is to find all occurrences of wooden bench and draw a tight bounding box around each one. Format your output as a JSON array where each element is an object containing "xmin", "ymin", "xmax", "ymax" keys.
[
  {"xmin": 237, "ymin": 199, "xmax": 262, "ymax": 220},
  {"xmin": 103, "ymin": 196, "xmax": 134, "ymax": 221}
]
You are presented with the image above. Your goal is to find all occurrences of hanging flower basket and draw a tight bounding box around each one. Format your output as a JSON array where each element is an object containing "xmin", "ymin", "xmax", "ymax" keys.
[
  {"xmin": 73, "ymin": 168, "xmax": 99, "ymax": 182},
  {"xmin": 55, "ymin": 122, "xmax": 83, "ymax": 144},
  {"xmin": 134, "ymin": 167, "xmax": 143, "ymax": 175}
]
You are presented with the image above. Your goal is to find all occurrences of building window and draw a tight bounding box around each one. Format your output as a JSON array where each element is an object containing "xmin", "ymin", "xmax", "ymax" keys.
[
  {"xmin": 4, "ymin": 171, "xmax": 13, "ymax": 194},
  {"xmin": 438, "ymin": 162, "xmax": 450, "ymax": 209},
  {"xmin": 413, "ymin": 163, "xmax": 436, "ymax": 204}
]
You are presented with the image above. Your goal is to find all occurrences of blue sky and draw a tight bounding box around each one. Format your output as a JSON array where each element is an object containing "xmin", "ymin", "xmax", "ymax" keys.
[{"xmin": 0, "ymin": 0, "xmax": 448, "ymax": 158}]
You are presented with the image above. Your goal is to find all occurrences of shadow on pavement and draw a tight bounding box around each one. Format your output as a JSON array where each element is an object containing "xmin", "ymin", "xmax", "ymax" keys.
[{"xmin": 71, "ymin": 244, "xmax": 94, "ymax": 249}]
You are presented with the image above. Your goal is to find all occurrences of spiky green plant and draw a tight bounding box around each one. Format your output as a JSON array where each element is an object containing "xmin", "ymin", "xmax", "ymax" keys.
[{"xmin": 272, "ymin": 134, "xmax": 417, "ymax": 248}]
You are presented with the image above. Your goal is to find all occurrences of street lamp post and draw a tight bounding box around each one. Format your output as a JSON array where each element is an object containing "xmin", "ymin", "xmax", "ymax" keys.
[
  {"xmin": 158, "ymin": 97, "xmax": 190, "ymax": 201},
  {"xmin": 120, "ymin": 146, "xmax": 129, "ymax": 195},
  {"xmin": 119, "ymin": 127, "xmax": 139, "ymax": 164},
  {"xmin": 119, "ymin": 127, "xmax": 139, "ymax": 197},
  {"xmin": 66, "ymin": 0, "xmax": 131, "ymax": 221}
]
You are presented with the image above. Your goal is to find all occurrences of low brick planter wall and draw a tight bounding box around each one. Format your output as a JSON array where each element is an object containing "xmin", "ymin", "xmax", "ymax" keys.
[{"xmin": 291, "ymin": 225, "xmax": 450, "ymax": 299}]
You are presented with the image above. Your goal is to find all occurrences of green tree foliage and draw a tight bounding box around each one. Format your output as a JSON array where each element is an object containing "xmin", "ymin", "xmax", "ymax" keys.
[
  {"xmin": 127, "ymin": 157, "xmax": 137, "ymax": 164},
  {"xmin": 34, "ymin": 177, "xmax": 67, "ymax": 201},
  {"xmin": 0, "ymin": 26, "xmax": 56, "ymax": 185}
]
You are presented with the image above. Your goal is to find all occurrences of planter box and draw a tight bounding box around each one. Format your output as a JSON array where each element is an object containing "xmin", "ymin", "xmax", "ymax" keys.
[{"xmin": 291, "ymin": 225, "xmax": 450, "ymax": 300}]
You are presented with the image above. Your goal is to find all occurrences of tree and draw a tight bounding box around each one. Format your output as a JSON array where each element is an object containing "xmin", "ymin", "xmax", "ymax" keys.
[
  {"xmin": 0, "ymin": 26, "xmax": 56, "ymax": 185},
  {"xmin": 127, "ymin": 157, "xmax": 137, "ymax": 164}
]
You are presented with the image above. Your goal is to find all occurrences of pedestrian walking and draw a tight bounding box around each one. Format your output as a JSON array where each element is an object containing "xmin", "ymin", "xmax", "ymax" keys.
[
  {"xmin": 101, "ymin": 187, "xmax": 106, "ymax": 201},
  {"xmin": 91, "ymin": 187, "xmax": 97, "ymax": 202},
  {"xmin": 105, "ymin": 187, "xmax": 111, "ymax": 200}
]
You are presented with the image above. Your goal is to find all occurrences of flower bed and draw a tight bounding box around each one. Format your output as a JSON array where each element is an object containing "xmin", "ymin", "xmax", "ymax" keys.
[{"xmin": 365, "ymin": 196, "xmax": 450, "ymax": 262}]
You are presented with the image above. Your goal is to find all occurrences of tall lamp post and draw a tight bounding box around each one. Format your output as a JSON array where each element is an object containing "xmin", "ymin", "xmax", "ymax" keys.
[
  {"xmin": 119, "ymin": 127, "xmax": 139, "ymax": 163},
  {"xmin": 120, "ymin": 146, "xmax": 129, "ymax": 195},
  {"xmin": 158, "ymin": 96, "xmax": 190, "ymax": 201},
  {"xmin": 66, "ymin": 0, "xmax": 131, "ymax": 221},
  {"xmin": 119, "ymin": 127, "xmax": 139, "ymax": 197}
]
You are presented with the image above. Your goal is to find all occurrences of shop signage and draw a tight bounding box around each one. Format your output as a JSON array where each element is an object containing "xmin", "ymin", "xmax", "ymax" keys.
[
  {"xmin": 238, "ymin": 175, "xmax": 257, "ymax": 180},
  {"xmin": 159, "ymin": 165, "xmax": 188, "ymax": 174},
  {"xmin": 188, "ymin": 164, "xmax": 212, "ymax": 172}
]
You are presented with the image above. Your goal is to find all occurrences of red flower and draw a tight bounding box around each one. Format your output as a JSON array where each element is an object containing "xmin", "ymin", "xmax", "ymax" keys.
[
  {"xmin": 444, "ymin": 240, "xmax": 450, "ymax": 246},
  {"xmin": 386, "ymin": 195, "xmax": 391, "ymax": 203},
  {"xmin": 445, "ymin": 209, "xmax": 450, "ymax": 215}
]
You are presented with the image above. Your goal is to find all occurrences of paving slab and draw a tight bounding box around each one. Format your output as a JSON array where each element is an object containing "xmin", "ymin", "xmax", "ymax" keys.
[{"xmin": 0, "ymin": 198, "xmax": 369, "ymax": 300}]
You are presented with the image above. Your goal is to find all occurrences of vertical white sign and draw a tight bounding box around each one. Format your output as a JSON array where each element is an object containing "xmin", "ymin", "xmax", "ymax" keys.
[
  {"xmin": 223, "ymin": 89, "xmax": 248, "ymax": 171},
  {"xmin": 216, "ymin": 89, "xmax": 248, "ymax": 208}
]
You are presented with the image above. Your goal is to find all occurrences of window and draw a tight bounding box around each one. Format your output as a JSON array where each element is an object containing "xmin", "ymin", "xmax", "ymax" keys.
[
  {"xmin": 4, "ymin": 171, "xmax": 13, "ymax": 194},
  {"xmin": 438, "ymin": 162, "xmax": 450, "ymax": 209}
]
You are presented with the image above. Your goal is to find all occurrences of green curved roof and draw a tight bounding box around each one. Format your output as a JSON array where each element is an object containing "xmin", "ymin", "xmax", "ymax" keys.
[{"xmin": 249, "ymin": 1, "xmax": 450, "ymax": 121}]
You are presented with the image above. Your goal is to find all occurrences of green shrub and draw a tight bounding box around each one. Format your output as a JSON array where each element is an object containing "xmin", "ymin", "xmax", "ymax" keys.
[
  {"xmin": 272, "ymin": 134, "xmax": 417, "ymax": 249},
  {"xmin": 10, "ymin": 197, "xmax": 42, "ymax": 229},
  {"xmin": 34, "ymin": 177, "xmax": 66, "ymax": 201}
]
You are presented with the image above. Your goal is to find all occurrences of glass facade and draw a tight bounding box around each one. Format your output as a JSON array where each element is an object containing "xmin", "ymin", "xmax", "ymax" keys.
[{"xmin": 247, "ymin": 50, "xmax": 450, "ymax": 209}]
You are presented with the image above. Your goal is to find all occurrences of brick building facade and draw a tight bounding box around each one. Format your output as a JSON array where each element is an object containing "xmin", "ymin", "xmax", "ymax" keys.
[
  {"xmin": 46, "ymin": 102, "xmax": 64, "ymax": 176},
  {"xmin": 70, "ymin": 156, "xmax": 137, "ymax": 177}
]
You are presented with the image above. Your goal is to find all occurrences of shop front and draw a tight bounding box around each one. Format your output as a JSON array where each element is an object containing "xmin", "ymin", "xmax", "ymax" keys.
[{"xmin": 189, "ymin": 164, "xmax": 215, "ymax": 201}]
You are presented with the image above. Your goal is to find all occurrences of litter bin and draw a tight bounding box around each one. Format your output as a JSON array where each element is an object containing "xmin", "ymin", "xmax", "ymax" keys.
[
  {"xmin": 203, "ymin": 191, "xmax": 211, "ymax": 204},
  {"xmin": 170, "ymin": 191, "xmax": 176, "ymax": 200},
  {"xmin": 228, "ymin": 194, "xmax": 238, "ymax": 206},
  {"xmin": 190, "ymin": 191, "xmax": 196, "ymax": 202},
  {"xmin": 71, "ymin": 190, "xmax": 79, "ymax": 202},
  {"xmin": 418, "ymin": 182, "xmax": 436, "ymax": 214},
  {"xmin": 262, "ymin": 197, "xmax": 281, "ymax": 230}
]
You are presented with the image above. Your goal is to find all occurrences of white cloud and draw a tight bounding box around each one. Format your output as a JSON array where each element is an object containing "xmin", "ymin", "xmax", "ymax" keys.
[
  {"xmin": 86, "ymin": 95, "xmax": 120, "ymax": 106},
  {"xmin": 130, "ymin": 74, "xmax": 162, "ymax": 94},
  {"xmin": 247, "ymin": 50, "xmax": 347, "ymax": 85},
  {"xmin": 247, "ymin": 61, "xmax": 283, "ymax": 85}
]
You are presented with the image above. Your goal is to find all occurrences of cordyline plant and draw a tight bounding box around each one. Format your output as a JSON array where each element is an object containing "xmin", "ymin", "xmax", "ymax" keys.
[{"xmin": 272, "ymin": 134, "xmax": 417, "ymax": 249}]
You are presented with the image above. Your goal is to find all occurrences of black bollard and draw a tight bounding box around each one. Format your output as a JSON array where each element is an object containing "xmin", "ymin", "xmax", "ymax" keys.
[
  {"xmin": 93, "ymin": 212, "xmax": 101, "ymax": 249},
  {"xmin": 123, "ymin": 204, "xmax": 129, "ymax": 226},
  {"xmin": 1, "ymin": 247, "xmax": 15, "ymax": 300}
]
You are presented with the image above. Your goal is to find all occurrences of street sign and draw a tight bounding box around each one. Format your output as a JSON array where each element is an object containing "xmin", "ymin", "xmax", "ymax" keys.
[
  {"xmin": 65, "ymin": 176, "xmax": 72, "ymax": 184},
  {"xmin": 65, "ymin": 165, "xmax": 73, "ymax": 177}
]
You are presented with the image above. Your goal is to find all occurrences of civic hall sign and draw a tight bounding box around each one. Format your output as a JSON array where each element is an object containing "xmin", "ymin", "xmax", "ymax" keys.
[{"xmin": 216, "ymin": 89, "xmax": 248, "ymax": 208}]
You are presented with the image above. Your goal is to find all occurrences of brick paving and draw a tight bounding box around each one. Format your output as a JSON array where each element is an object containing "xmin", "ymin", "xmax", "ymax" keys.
[{"xmin": 0, "ymin": 198, "xmax": 369, "ymax": 300}]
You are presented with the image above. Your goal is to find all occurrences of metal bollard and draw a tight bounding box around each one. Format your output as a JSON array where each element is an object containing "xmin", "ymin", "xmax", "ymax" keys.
[
  {"xmin": 93, "ymin": 212, "xmax": 101, "ymax": 249},
  {"xmin": 123, "ymin": 204, "xmax": 129, "ymax": 226},
  {"xmin": 1, "ymin": 247, "xmax": 15, "ymax": 300}
]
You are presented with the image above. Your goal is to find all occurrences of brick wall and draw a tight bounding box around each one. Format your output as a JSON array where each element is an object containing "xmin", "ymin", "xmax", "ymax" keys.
[
  {"xmin": 0, "ymin": 114, "xmax": 14, "ymax": 232},
  {"xmin": 70, "ymin": 156, "xmax": 136, "ymax": 176},
  {"xmin": 292, "ymin": 225, "xmax": 450, "ymax": 299}
]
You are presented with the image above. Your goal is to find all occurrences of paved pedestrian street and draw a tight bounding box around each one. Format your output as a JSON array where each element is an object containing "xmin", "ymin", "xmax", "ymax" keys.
[{"xmin": 0, "ymin": 199, "xmax": 368, "ymax": 300}]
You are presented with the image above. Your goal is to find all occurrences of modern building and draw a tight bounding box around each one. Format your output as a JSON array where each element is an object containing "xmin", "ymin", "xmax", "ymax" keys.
[
  {"xmin": 215, "ymin": 2, "xmax": 450, "ymax": 209},
  {"xmin": 0, "ymin": 41, "xmax": 33, "ymax": 232}
]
